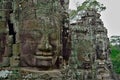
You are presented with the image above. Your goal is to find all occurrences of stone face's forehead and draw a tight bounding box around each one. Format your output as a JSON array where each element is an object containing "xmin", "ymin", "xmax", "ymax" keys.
[
  {"xmin": 22, "ymin": 18, "xmax": 60, "ymax": 30},
  {"xmin": 20, "ymin": 20, "xmax": 60, "ymax": 39},
  {"xmin": 18, "ymin": 0, "xmax": 62, "ymax": 22}
]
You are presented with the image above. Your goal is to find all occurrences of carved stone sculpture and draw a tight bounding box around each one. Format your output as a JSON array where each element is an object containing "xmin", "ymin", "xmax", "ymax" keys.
[
  {"xmin": 19, "ymin": 19, "xmax": 62, "ymax": 68},
  {"xmin": 13, "ymin": 0, "xmax": 65, "ymax": 70},
  {"xmin": 0, "ymin": 0, "xmax": 13, "ymax": 67},
  {"xmin": 70, "ymin": 9, "xmax": 116, "ymax": 80}
]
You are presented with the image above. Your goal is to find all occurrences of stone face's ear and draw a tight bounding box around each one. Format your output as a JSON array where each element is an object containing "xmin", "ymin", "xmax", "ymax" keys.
[
  {"xmin": 0, "ymin": 21, "xmax": 11, "ymax": 67},
  {"xmin": 0, "ymin": 57, "xmax": 10, "ymax": 67}
]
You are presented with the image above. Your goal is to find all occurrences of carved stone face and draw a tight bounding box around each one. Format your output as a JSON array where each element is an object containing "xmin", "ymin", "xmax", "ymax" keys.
[
  {"xmin": 20, "ymin": 19, "xmax": 61, "ymax": 69},
  {"xmin": 18, "ymin": 0, "xmax": 63, "ymax": 69},
  {"xmin": 96, "ymin": 41, "xmax": 106, "ymax": 60}
]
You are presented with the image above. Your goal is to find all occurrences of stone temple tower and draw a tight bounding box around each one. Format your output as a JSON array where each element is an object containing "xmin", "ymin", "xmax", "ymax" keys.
[{"xmin": 70, "ymin": 9, "xmax": 117, "ymax": 80}]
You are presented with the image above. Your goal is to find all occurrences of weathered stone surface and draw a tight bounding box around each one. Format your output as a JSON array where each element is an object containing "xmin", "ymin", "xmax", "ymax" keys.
[
  {"xmin": 20, "ymin": 69, "xmax": 63, "ymax": 80},
  {"xmin": 0, "ymin": 57, "xmax": 10, "ymax": 67},
  {"xmin": 0, "ymin": 10, "xmax": 12, "ymax": 67},
  {"xmin": 0, "ymin": 21, "xmax": 7, "ymax": 60},
  {"xmin": 0, "ymin": 0, "xmax": 117, "ymax": 80},
  {"xmin": 15, "ymin": 0, "xmax": 65, "ymax": 69},
  {"xmin": 70, "ymin": 9, "xmax": 116, "ymax": 80},
  {"xmin": 10, "ymin": 56, "xmax": 19, "ymax": 67},
  {"xmin": 0, "ymin": 0, "xmax": 68, "ymax": 70},
  {"xmin": 12, "ymin": 44, "xmax": 20, "ymax": 56}
]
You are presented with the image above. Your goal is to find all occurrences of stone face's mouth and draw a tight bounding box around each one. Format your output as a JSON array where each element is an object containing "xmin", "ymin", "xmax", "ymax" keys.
[
  {"xmin": 35, "ymin": 52, "xmax": 53, "ymax": 56},
  {"xmin": 34, "ymin": 51, "xmax": 53, "ymax": 67}
]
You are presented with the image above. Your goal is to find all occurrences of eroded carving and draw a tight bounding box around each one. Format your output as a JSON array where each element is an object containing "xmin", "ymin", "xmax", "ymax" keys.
[{"xmin": 16, "ymin": 0, "xmax": 64, "ymax": 70}]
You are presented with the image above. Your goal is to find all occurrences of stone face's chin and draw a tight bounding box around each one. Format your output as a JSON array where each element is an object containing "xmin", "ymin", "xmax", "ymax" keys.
[{"xmin": 36, "ymin": 58, "xmax": 53, "ymax": 67}]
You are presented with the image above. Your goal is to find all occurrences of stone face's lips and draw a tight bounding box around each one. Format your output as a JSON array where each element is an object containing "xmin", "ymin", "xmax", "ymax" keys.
[
  {"xmin": 35, "ymin": 52, "xmax": 53, "ymax": 67},
  {"xmin": 35, "ymin": 52, "xmax": 53, "ymax": 56},
  {"xmin": 36, "ymin": 57, "xmax": 53, "ymax": 67},
  {"xmin": 32, "ymin": 46, "xmax": 58, "ymax": 67},
  {"xmin": 35, "ymin": 56, "xmax": 52, "ymax": 60}
]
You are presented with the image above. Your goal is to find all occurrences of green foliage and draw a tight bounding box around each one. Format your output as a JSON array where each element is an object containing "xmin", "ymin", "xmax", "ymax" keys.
[
  {"xmin": 110, "ymin": 46, "xmax": 120, "ymax": 58},
  {"xmin": 110, "ymin": 45, "xmax": 120, "ymax": 74},
  {"xmin": 69, "ymin": 10, "xmax": 77, "ymax": 19},
  {"xmin": 110, "ymin": 36, "xmax": 120, "ymax": 47},
  {"xmin": 77, "ymin": 0, "xmax": 106, "ymax": 12},
  {"xmin": 69, "ymin": 0, "xmax": 106, "ymax": 19}
]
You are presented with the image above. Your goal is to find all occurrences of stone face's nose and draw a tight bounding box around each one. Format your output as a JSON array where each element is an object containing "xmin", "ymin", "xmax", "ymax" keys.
[
  {"xmin": 35, "ymin": 35, "xmax": 53, "ymax": 67},
  {"xmin": 37, "ymin": 35, "xmax": 52, "ymax": 51}
]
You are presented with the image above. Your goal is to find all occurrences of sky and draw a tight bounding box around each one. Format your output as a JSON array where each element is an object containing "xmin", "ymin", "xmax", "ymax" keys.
[{"xmin": 69, "ymin": 0, "xmax": 120, "ymax": 37}]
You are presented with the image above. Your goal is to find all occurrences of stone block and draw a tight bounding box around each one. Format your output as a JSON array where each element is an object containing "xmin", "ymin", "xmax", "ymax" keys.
[
  {"xmin": 0, "ymin": 57, "xmax": 10, "ymax": 67},
  {"xmin": 12, "ymin": 44, "xmax": 20, "ymax": 56},
  {"xmin": 3, "ymin": 46, "xmax": 12, "ymax": 57},
  {"xmin": 10, "ymin": 56, "xmax": 20, "ymax": 67}
]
